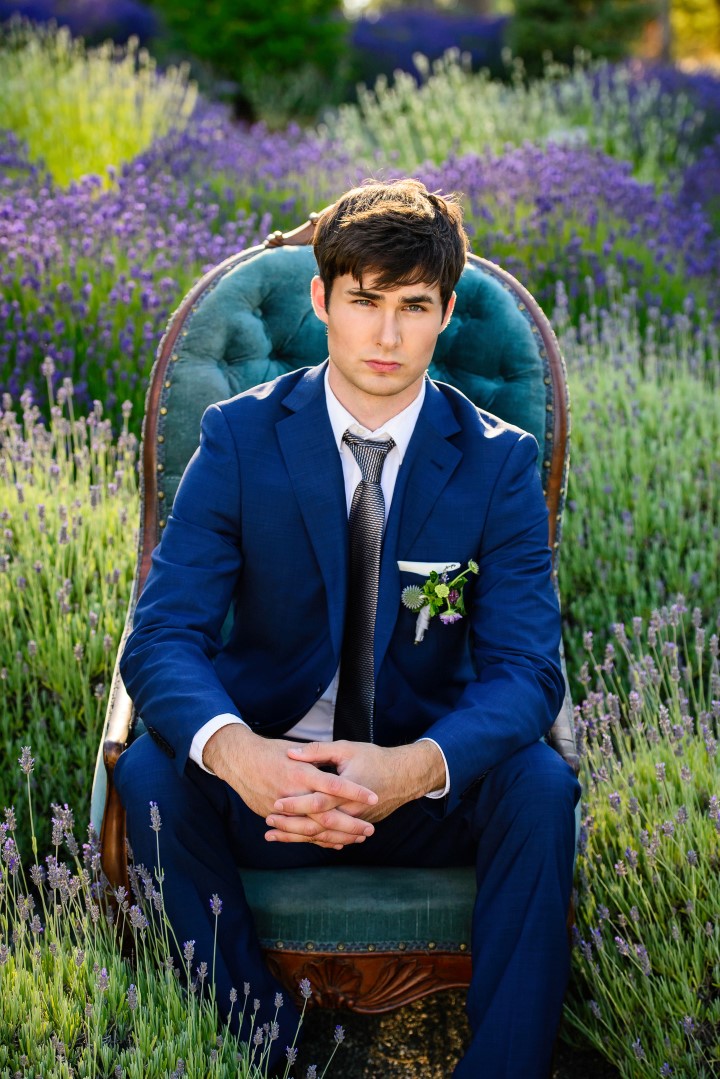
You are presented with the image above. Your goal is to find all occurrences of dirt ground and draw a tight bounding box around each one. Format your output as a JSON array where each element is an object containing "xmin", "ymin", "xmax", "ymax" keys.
[{"xmin": 297, "ymin": 990, "xmax": 621, "ymax": 1078}]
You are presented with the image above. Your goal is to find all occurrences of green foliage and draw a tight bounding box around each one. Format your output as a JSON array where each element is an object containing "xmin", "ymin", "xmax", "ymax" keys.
[
  {"xmin": 146, "ymin": 0, "xmax": 349, "ymax": 121},
  {"xmin": 556, "ymin": 274, "xmax": 720, "ymax": 685},
  {"xmin": 0, "ymin": 766, "xmax": 332, "ymax": 1075},
  {"xmin": 508, "ymin": 0, "xmax": 655, "ymax": 73},
  {"xmin": 324, "ymin": 50, "xmax": 701, "ymax": 184},
  {"xmin": 566, "ymin": 609, "xmax": 720, "ymax": 1076},
  {"xmin": 0, "ymin": 376, "xmax": 139, "ymax": 855},
  {"xmin": 0, "ymin": 17, "xmax": 197, "ymax": 187}
]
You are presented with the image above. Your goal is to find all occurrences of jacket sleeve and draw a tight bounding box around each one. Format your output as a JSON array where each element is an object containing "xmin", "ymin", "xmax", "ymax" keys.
[
  {"xmin": 422, "ymin": 432, "xmax": 566, "ymax": 814},
  {"xmin": 120, "ymin": 404, "xmax": 245, "ymax": 774}
]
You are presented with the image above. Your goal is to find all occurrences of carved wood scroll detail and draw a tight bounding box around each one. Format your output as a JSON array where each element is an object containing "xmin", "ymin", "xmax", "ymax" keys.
[{"xmin": 265, "ymin": 950, "xmax": 472, "ymax": 1014}]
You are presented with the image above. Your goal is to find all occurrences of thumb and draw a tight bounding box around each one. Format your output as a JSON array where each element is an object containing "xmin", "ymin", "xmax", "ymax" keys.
[{"xmin": 286, "ymin": 740, "xmax": 341, "ymax": 764}]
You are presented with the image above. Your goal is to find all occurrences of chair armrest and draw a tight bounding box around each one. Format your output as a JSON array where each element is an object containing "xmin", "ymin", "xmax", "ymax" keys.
[
  {"xmin": 103, "ymin": 673, "xmax": 134, "ymax": 776},
  {"xmin": 545, "ymin": 686, "xmax": 579, "ymax": 776},
  {"xmin": 99, "ymin": 645, "xmax": 135, "ymax": 891}
]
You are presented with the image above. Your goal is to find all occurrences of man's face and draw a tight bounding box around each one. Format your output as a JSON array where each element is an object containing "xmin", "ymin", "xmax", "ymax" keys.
[{"xmin": 311, "ymin": 272, "xmax": 455, "ymax": 425}]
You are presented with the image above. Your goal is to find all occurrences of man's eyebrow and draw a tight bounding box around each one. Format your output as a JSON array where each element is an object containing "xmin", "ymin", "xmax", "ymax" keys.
[{"xmin": 346, "ymin": 287, "xmax": 438, "ymax": 304}]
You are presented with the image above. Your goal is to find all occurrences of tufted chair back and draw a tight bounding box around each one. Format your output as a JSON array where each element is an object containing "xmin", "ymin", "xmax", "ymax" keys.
[{"xmin": 151, "ymin": 245, "xmax": 564, "ymax": 546}]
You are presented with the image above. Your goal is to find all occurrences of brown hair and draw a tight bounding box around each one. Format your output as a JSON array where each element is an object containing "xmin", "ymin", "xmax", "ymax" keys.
[{"xmin": 313, "ymin": 178, "xmax": 468, "ymax": 314}]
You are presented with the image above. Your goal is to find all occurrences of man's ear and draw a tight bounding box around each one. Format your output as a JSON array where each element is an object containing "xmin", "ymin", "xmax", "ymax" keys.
[
  {"xmin": 439, "ymin": 291, "xmax": 457, "ymax": 333},
  {"xmin": 310, "ymin": 275, "xmax": 329, "ymax": 326}
]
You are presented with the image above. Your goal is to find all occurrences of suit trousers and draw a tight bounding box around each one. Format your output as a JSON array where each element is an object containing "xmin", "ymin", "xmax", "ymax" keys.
[{"xmin": 114, "ymin": 736, "xmax": 579, "ymax": 1078}]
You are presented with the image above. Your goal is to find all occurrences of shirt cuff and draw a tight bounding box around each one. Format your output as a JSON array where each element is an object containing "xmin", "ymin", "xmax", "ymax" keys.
[
  {"xmin": 417, "ymin": 737, "xmax": 450, "ymax": 799},
  {"xmin": 190, "ymin": 713, "xmax": 247, "ymax": 774}
]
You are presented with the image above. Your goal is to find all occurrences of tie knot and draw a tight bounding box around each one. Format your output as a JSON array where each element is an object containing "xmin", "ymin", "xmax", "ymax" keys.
[{"xmin": 343, "ymin": 432, "xmax": 395, "ymax": 484}]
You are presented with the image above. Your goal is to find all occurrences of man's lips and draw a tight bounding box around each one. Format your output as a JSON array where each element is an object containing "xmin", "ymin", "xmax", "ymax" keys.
[{"xmin": 365, "ymin": 359, "xmax": 401, "ymax": 371}]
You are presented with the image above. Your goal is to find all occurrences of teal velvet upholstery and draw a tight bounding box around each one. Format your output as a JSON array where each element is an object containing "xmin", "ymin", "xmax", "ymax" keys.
[
  {"xmin": 241, "ymin": 867, "xmax": 474, "ymax": 953},
  {"xmin": 158, "ymin": 245, "xmax": 550, "ymax": 512}
]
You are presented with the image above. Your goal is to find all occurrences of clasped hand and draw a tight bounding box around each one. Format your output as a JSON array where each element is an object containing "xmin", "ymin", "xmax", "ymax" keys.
[{"xmin": 203, "ymin": 726, "xmax": 444, "ymax": 851}]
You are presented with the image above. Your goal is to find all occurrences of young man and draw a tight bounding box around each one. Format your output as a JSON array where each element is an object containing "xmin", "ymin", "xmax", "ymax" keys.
[{"xmin": 115, "ymin": 179, "xmax": 579, "ymax": 1077}]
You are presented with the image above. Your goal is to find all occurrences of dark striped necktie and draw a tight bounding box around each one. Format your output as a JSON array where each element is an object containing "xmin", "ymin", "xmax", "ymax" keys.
[{"xmin": 333, "ymin": 431, "xmax": 396, "ymax": 742}]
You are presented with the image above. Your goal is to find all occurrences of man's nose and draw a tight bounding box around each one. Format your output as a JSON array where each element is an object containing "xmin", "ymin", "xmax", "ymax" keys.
[{"xmin": 377, "ymin": 312, "xmax": 401, "ymax": 350}]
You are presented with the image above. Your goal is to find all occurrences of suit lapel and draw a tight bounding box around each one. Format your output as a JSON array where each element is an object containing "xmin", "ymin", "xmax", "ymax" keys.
[
  {"xmin": 374, "ymin": 381, "xmax": 463, "ymax": 672},
  {"xmin": 276, "ymin": 364, "xmax": 348, "ymax": 658}
]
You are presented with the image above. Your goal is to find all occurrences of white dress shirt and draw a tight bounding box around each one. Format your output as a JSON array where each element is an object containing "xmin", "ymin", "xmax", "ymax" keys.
[{"xmin": 189, "ymin": 370, "xmax": 450, "ymax": 797}]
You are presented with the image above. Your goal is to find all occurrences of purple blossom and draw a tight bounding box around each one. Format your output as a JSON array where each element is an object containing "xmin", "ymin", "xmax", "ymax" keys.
[{"xmin": 439, "ymin": 611, "xmax": 462, "ymax": 625}]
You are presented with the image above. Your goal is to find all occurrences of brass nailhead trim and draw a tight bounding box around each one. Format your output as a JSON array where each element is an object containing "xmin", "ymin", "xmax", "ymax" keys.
[
  {"xmin": 367, "ymin": 944, "xmax": 376, "ymax": 952},
  {"xmin": 544, "ymin": 377, "xmax": 551, "ymax": 385},
  {"xmin": 164, "ymin": 380, "xmax": 171, "ymax": 388},
  {"xmin": 160, "ymin": 407, "xmax": 168, "ymax": 416},
  {"xmin": 157, "ymin": 463, "xmax": 164, "ymax": 472},
  {"xmin": 398, "ymin": 942, "xmax": 407, "ymax": 950},
  {"xmin": 459, "ymin": 943, "xmax": 468, "ymax": 952},
  {"xmin": 157, "ymin": 435, "xmax": 164, "ymax": 444},
  {"xmin": 428, "ymin": 941, "xmax": 437, "ymax": 950},
  {"xmin": 306, "ymin": 942, "xmax": 315, "ymax": 951},
  {"xmin": 171, "ymin": 353, "xmax": 179, "ymax": 361},
  {"xmin": 275, "ymin": 941, "xmax": 284, "ymax": 949},
  {"xmin": 546, "ymin": 404, "xmax": 553, "ymax": 411},
  {"xmin": 158, "ymin": 491, "xmax": 165, "ymax": 500},
  {"xmin": 159, "ymin": 519, "xmax": 166, "ymax": 528},
  {"xmin": 336, "ymin": 943, "xmax": 345, "ymax": 951}
]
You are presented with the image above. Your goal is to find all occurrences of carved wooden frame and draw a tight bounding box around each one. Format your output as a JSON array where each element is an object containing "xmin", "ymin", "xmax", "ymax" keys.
[{"xmin": 99, "ymin": 210, "xmax": 573, "ymax": 1012}]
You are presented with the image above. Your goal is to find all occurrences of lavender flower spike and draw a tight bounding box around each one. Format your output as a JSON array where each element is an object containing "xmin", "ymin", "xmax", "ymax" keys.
[{"xmin": 18, "ymin": 747, "xmax": 34, "ymax": 775}]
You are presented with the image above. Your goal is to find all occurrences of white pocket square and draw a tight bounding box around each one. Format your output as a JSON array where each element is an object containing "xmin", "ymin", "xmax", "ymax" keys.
[{"xmin": 397, "ymin": 560, "xmax": 461, "ymax": 576}]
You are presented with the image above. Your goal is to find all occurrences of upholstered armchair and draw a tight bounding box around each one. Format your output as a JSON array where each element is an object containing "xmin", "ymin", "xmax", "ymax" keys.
[{"xmin": 91, "ymin": 213, "xmax": 577, "ymax": 1013}]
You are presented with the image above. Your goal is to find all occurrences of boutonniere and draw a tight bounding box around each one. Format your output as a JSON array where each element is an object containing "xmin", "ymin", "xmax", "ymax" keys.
[{"xmin": 401, "ymin": 560, "xmax": 479, "ymax": 644}]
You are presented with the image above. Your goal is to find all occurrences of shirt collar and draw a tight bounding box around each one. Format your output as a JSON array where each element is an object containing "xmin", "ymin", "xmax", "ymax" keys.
[{"xmin": 324, "ymin": 367, "xmax": 426, "ymax": 463}]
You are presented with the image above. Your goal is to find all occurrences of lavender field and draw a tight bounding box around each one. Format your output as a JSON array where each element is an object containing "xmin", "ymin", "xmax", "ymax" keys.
[{"xmin": 1, "ymin": 23, "xmax": 720, "ymax": 1077}]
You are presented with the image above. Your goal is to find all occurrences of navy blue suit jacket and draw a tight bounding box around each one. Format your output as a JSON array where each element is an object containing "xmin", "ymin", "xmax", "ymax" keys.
[{"xmin": 120, "ymin": 362, "xmax": 565, "ymax": 815}]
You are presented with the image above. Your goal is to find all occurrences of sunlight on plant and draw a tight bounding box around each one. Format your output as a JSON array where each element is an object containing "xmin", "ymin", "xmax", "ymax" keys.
[
  {"xmin": 566, "ymin": 604, "xmax": 720, "ymax": 1076},
  {"xmin": 323, "ymin": 48, "xmax": 702, "ymax": 185},
  {"xmin": 0, "ymin": 750, "xmax": 340, "ymax": 1076},
  {"xmin": 0, "ymin": 17, "xmax": 198, "ymax": 187},
  {"xmin": 556, "ymin": 271, "xmax": 720, "ymax": 681},
  {"xmin": 0, "ymin": 367, "xmax": 139, "ymax": 853}
]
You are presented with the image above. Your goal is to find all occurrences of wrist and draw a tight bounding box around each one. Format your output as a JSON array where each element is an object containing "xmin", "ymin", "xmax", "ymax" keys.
[
  {"xmin": 395, "ymin": 741, "xmax": 447, "ymax": 800},
  {"xmin": 203, "ymin": 722, "xmax": 256, "ymax": 777}
]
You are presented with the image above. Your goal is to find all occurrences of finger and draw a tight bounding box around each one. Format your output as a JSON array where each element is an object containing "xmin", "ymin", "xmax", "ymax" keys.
[
  {"xmin": 272, "ymin": 792, "xmax": 341, "ymax": 817},
  {"xmin": 267, "ymin": 812, "xmax": 373, "ymax": 839},
  {"xmin": 287, "ymin": 740, "xmax": 340, "ymax": 762},
  {"xmin": 265, "ymin": 825, "xmax": 366, "ymax": 848},
  {"xmin": 310, "ymin": 767, "xmax": 378, "ymax": 807}
]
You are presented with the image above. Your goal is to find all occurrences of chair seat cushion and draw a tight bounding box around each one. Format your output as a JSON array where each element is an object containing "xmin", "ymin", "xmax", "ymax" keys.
[{"xmin": 240, "ymin": 865, "xmax": 475, "ymax": 953}]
